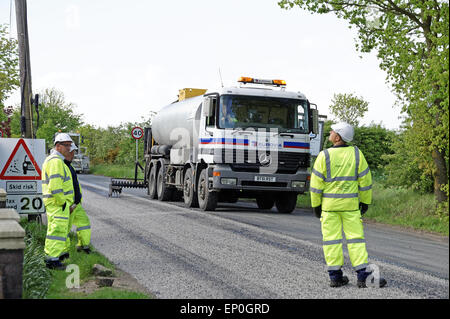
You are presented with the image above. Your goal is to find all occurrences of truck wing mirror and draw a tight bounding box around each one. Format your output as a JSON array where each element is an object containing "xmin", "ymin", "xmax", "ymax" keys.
[
  {"xmin": 202, "ymin": 98, "xmax": 213, "ymax": 117},
  {"xmin": 311, "ymin": 108, "xmax": 319, "ymax": 135}
]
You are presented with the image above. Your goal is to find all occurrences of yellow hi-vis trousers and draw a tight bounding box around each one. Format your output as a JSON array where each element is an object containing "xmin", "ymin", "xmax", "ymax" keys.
[
  {"xmin": 320, "ymin": 210, "xmax": 369, "ymax": 271},
  {"xmin": 44, "ymin": 203, "xmax": 71, "ymax": 260},
  {"xmin": 67, "ymin": 204, "xmax": 91, "ymax": 249}
]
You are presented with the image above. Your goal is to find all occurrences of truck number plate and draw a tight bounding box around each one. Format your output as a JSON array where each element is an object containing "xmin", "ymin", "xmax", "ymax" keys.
[{"xmin": 254, "ymin": 176, "xmax": 276, "ymax": 182}]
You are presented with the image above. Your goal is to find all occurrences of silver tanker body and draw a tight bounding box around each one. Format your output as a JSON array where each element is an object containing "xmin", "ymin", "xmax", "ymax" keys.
[{"xmin": 151, "ymin": 95, "xmax": 203, "ymax": 148}]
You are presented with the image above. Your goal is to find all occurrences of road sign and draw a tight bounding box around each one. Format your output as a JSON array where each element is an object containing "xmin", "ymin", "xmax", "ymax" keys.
[
  {"xmin": 131, "ymin": 126, "xmax": 144, "ymax": 140},
  {"xmin": 6, "ymin": 181, "xmax": 38, "ymax": 193},
  {"xmin": 6, "ymin": 194, "xmax": 45, "ymax": 214},
  {"xmin": 0, "ymin": 138, "xmax": 46, "ymax": 214},
  {"xmin": 0, "ymin": 138, "xmax": 42, "ymax": 180}
]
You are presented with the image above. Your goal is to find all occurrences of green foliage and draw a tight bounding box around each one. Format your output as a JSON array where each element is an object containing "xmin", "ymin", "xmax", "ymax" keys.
[
  {"xmin": 0, "ymin": 24, "xmax": 19, "ymax": 136},
  {"xmin": 279, "ymin": 0, "xmax": 449, "ymax": 207},
  {"xmin": 382, "ymin": 123, "xmax": 434, "ymax": 193},
  {"xmin": 90, "ymin": 163, "xmax": 144, "ymax": 179},
  {"xmin": 10, "ymin": 88, "xmax": 84, "ymax": 148},
  {"xmin": 367, "ymin": 182, "xmax": 448, "ymax": 236},
  {"xmin": 0, "ymin": 24, "xmax": 19, "ymax": 110},
  {"xmin": 79, "ymin": 112, "xmax": 155, "ymax": 166},
  {"xmin": 352, "ymin": 124, "xmax": 395, "ymax": 170},
  {"xmin": 19, "ymin": 219, "xmax": 151, "ymax": 299},
  {"xmin": 329, "ymin": 93, "xmax": 369, "ymax": 126},
  {"xmin": 20, "ymin": 219, "xmax": 52, "ymax": 299},
  {"xmin": 36, "ymin": 88, "xmax": 84, "ymax": 149}
]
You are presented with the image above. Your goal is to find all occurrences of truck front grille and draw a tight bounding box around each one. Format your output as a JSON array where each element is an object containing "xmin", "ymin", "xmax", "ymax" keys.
[
  {"xmin": 221, "ymin": 149, "xmax": 310, "ymax": 174},
  {"xmin": 241, "ymin": 181, "xmax": 288, "ymax": 187}
]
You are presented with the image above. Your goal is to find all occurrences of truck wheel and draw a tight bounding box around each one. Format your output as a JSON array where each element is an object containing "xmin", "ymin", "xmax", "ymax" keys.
[
  {"xmin": 197, "ymin": 169, "xmax": 218, "ymax": 211},
  {"xmin": 148, "ymin": 165, "xmax": 157, "ymax": 199},
  {"xmin": 256, "ymin": 196, "xmax": 274, "ymax": 210},
  {"xmin": 275, "ymin": 192, "xmax": 298, "ymax": 214},
  {"xmin": 183, "ymin": 168, "xmax": 198, "ymax": 208},
  {"xmin": 157, "ymin": 165, "xmax": 173, "ymax": 201}
]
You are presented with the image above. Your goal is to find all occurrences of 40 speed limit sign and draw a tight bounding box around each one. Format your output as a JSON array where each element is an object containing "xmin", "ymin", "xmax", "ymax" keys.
[{"xmin": 131, "ymin": 127, "xmax": 144, "ymax": 140}]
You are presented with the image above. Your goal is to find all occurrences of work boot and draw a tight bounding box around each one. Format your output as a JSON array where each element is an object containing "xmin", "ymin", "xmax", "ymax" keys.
[
  {"xmin": 59, "ymin": 252, "xmax": 70, "ymax": 261},
  {"xmin": 45, "ymin": 259, "xmax": 66, "ymax": 271},
  {"xmin": 330, "ymin": 276, "xmax": 349, "ymax": 288},
  {"xmin": 356, "ymin": 268, "xmax": 387, "ymax": 288},
  {"xmin": 357, "ymin": 277, "xmax": 387, "ymax": 288}
]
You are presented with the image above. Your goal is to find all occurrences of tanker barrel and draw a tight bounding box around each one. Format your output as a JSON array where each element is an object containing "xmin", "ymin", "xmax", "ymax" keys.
[{"xmin": 151, "ymin": 95, "xmax": 204, "ymax": 148}]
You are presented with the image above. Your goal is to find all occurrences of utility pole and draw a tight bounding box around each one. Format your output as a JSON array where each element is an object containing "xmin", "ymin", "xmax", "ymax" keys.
[{"xmin": 15, "ymin": 0, "xmax": 34, "ymax": 139}]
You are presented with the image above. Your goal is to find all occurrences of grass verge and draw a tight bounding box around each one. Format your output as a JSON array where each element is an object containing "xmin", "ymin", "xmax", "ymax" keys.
[
  {"xmin": 20, "ymin": 218, "xmax": 152, "ymax": 299},
  {"xmin": 90, "ymin": 163, "xmax": 144, "ymax": 179}
]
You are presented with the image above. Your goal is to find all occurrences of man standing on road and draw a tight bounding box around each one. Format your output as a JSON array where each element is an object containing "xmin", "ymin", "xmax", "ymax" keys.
[
  {"xmin": 310, "ymin": 122, "xmax": 387, "ymax": 288},
  {"xmin": 42, "ymin": 133, "xmax": 75, "ymax": 270},
  {"xmin": 64, "ymin": 142, "xmax": 92, "ymax": 255}
]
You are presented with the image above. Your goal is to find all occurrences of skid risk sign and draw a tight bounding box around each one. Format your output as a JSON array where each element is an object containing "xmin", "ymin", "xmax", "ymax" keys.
[
  {"xmin": 0, "ymin": 138, "xmax": 46, "ymax": 214},
  {"xmin": 0, "ymin": 138, "xmax": 42, "ymax": 180}
]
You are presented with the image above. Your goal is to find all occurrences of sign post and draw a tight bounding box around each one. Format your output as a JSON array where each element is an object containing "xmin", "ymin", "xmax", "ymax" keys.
[{"xmin": 131, "ymin": 126, "xmax": 144, "ymax": 162}]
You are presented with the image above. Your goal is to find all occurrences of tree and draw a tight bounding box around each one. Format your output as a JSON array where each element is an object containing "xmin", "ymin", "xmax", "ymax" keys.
[
  {"xmin": 382, "ymin": 124, "xmax": 434, "ymax": 194},
  {"xmin": 11, "ymin": 88, "xmax": 84, "ymax": 149},
  {"xmin": 329, "ymin": 93, "xmax": 369, "ymax": 126},
  {"xmin": 79, "ymin": 112, "xmax": 156, "ymax": 165},
  {"xmin": 279, "ymin": 0, "xmax": 449, "ymax": 205},
  {"xmin": 0, "ymin": 24, "xmax": 19, "ymax": 136}
]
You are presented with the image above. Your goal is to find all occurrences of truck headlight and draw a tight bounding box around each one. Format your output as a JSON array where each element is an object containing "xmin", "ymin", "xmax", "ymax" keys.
[
  {"xmin": 221, "ymin": 178, "xmax": 237, "ymax": 185},
  {"xmin": 292, "ymin": 181, "xmax": 306, "ymax": 188}
]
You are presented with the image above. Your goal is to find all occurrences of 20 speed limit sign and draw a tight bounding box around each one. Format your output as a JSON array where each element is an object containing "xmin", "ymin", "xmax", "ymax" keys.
[{"xmin": 131, "ymin": 127, "xmax": 144, "ymax": 140}]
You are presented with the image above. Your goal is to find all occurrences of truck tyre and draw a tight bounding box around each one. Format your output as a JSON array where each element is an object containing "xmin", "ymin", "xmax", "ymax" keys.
[
  {"xmin": 148, "ymin": 165, "xmax": 157, "ymax": 199},
  {"xmin": 256, "ymin": 196, "xmax": 274, "ymax": 210},
  {"xmin": 157, "ymin": 165, "xmax": 173, "ymax": 201},
  {"xmin": 197, "ymin": 169, "xmax": 218, "ymax": 211},
  {"xmin": 275, "ymin": 192, "xmax": 298, "ymax": 214},
  {"xmin": 183, "ymin": 168, "xmax": 199, "ymax": 208}
]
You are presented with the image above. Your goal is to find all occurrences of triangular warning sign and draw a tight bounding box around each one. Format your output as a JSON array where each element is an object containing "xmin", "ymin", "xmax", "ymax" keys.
[{"xmin": 0, "ymin": 139, "xmax": 42, "ymax": 180}]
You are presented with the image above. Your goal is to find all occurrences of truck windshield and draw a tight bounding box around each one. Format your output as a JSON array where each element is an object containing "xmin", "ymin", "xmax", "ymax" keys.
[{"xmin": 218, "ymin": 95, "xmax": 308, "ymax": 133}]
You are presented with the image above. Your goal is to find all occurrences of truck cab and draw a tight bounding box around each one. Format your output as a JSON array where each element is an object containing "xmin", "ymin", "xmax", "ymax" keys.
[{"xmin": 146, "ymin": 77, "xmax": 319, "ymax": 213}]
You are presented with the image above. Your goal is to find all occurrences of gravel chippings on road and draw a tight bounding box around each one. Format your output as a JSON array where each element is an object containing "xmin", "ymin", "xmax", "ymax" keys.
[{"xmin": 80, "ymin": 180, "xmax": 449, "ymax": 299}]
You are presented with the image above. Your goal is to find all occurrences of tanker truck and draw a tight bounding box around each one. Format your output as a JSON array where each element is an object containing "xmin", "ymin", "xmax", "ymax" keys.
[{"xmin": 144, "ymin": 77, "xmax": 319, "ymax": 213}]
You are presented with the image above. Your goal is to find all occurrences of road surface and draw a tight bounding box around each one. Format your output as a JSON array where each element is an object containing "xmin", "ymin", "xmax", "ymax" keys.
[{"xmin": 77, "ymin": 174, "xmax": 449, "ymax": 299}]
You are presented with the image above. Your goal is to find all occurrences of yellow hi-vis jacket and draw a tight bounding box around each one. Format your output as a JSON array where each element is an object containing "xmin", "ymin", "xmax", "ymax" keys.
[
  {"xmin": 42, "ymin": 151, "xmax": 74, "ymax": 207},
  {"xmin": 310, "ymin": 145, "xmax": 372, "ymax": 211}
]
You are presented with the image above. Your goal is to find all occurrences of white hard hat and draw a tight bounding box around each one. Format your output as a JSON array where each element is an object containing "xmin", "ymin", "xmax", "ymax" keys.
[
  {"xmin": 54, "ymin": 133, "xmax": 73, "ymax": 145},
  {"xmin": 331, "ymin": 122, "xmax": 354, "ymax": 142},
  {"xmin": 69, "ymin": 142, "xmax": 78, "ymax": 152}
]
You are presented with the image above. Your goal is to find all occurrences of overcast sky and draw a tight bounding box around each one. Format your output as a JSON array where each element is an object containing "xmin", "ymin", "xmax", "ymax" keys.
[{"xmin": 1, "ymin": 0, "xmax": 404, "ymax": 129}]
